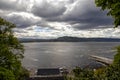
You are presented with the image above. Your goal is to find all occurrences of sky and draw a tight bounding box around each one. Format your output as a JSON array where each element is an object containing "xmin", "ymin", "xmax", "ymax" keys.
[{"xmin": 0, "ymin": 0, "xmax": 120, "ymax": 39}]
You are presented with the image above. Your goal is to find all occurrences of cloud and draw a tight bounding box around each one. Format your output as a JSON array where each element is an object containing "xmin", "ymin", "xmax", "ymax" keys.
[
  {"xmin": 14, "ymin": 26, "xmax": 59, "ymax": 39},
  {"xmin": 31, "ymin": 0, "xmax": 67, "ymax": 18},
  {"xmin": 14, "ymin": 26, "xmax": 120, "ymax": 39},
  {"xmin": 45, "ymin": 0, "xmax": 113, "ymax": 30},
  {"xmin": 0, "ymin": 0, "xmax": 28, "ymax": 11},
  {"xmin": 66, "ymin": 9, "xmax": 113, "ymax": 29},
  {"xmin": 0, "ymin": 0, "xmax": 119, "ymax": 38},
  {"xmin": 4, "ymin": 12, "xmax": 42, "ymax": 28}
]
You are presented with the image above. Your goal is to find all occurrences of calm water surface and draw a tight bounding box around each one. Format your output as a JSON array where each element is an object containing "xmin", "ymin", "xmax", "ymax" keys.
[{"xmin": 22, "ymin": 42, "xmax": 120, "ymax": 69}]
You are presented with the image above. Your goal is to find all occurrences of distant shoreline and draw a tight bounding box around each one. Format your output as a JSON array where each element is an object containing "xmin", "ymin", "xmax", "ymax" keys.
[{"xmin": 19, "ymin": 36, "xmax": 120, "ymax": 43}]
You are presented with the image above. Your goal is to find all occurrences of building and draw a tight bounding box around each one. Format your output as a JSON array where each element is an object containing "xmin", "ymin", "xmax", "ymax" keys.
[
  {"xmin": 37, "ymin": 68, "xmax": 60, "ymax": 75},
  {"xmin": 29, "ymin": 68, "xmax": 66, "ymax": 80}
]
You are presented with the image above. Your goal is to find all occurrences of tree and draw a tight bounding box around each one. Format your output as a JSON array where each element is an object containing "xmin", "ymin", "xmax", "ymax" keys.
[
  {"xmin": 95, "ymin": 0, "xmax": 120, "ymax": 27},
  {"xmin": 0, "ymin": 17, "xmax": 29, "ymax": 80},
  {"xmin": 0, "ymin": 67, "xmax": 15, "ymax": 80}
]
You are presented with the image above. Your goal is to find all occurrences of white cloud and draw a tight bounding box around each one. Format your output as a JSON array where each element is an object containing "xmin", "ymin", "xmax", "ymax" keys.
[{"xmin": 14, "ymin": 25, "xmax": 120, "ymax": 39}]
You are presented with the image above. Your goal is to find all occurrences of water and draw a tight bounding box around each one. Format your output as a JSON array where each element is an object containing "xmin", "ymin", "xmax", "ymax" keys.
[{"xmin": 22, "ymin": 42, "xmax": 120, "ymax": 69}]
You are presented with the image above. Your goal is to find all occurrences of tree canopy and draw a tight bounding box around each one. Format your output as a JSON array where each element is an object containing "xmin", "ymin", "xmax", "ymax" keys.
[
  {"xmin": 0, "ymin": 17, "xmax": 29, "ymax": 80},
  {"xmin": 95, "ymin": 0, "xmax": 120, "ymax": 27}
]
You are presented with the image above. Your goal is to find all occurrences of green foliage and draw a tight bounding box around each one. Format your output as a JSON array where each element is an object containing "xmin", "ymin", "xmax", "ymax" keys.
[
  {"xmin": 0, "ymin": 17, "xmax": 29, "ymax": 80},
  {"xmin": 0, "ymin": 67, "xmax": 15, "ymax": 80},
  {"xmin": 104, "ymin": 64, "xmax": 120, "ymax": 80},
  {"xmin": 18, "ymin": 67, "xmax": 30, "ymax": 80},
  {"xmin": 94, "ymin": 64, "xmax": 120, "ymax": 80},
  {"xmin": 95, "ymin": 0, "xmax": 120, "ymax": 27},
  {"xmin": 71, "ymin": 67, "xmax": 95, "ymax": 80},
  {"xmin": 67, "ymin": 65, "xmax": 120, "ymax": 80},
  {"xmin": 104, "ymin": 46, "xmax": 120, "ymax": 80},
  {"xmin": 94, "ymin": 68, "xmax": 106, "ymax": 80},
  {"xmin": 113, "ymin": 46, "xmax": 120, "ymax": 64}
]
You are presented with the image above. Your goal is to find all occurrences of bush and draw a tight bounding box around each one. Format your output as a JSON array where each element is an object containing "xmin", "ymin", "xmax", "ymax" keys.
[
  {"xmin": 113, "ymin": 46, "xmax": 120, "ymax": 64},
  {"xmin": 71, "ymin": 67, "xmax": 95, "ymax": 80},
  {"xmin": 18, "ymin": 67, "xmax": 30, "ymax": 80}
]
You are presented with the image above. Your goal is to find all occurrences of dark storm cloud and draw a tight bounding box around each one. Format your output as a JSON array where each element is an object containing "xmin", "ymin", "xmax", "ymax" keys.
[
  {"xmin": 0, "ymin": 0, "xmax": 26, "ymax": 11},
  {"xmin": 0, "ymin": 0, "xmax": 114, "ymax": 30},
  {"xmin": 44, "ymin": 0, "xmax": 113, "ymax": 29},
  {"xmin": 3, "ymin": 13, "xmax": 53, "ymax": 29},
  {"xmin": 31, "ymin": 1, "xmax": 67, "ymax": 18},
  {"xmin": 46, "ymin": 10, "xmax": 113, "ymax": 26},
  {"xmin": 3, "ymin": 13, "xmax": 45, "ymax": 28},
  {"xmin": 66, "ymin": 10, "xmax": 113, "ymax": 29}
]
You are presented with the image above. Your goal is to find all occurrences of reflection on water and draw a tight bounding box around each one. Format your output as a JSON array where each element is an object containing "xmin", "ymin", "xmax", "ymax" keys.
[{"xmin": 22, "ymin": 42, "xmax": 119, "ymax": 69}]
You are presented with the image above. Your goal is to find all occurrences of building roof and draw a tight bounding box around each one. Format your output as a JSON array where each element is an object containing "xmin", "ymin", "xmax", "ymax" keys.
[{"xmin": 37, "ymin": 68, "xmax": 60, "ymax": 75}]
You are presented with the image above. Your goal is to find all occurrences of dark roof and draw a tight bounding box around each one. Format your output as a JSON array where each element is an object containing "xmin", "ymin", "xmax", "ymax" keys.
[{"xmin": 37, "ymin": 68, "xmax": 60, "ymax": 75}]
